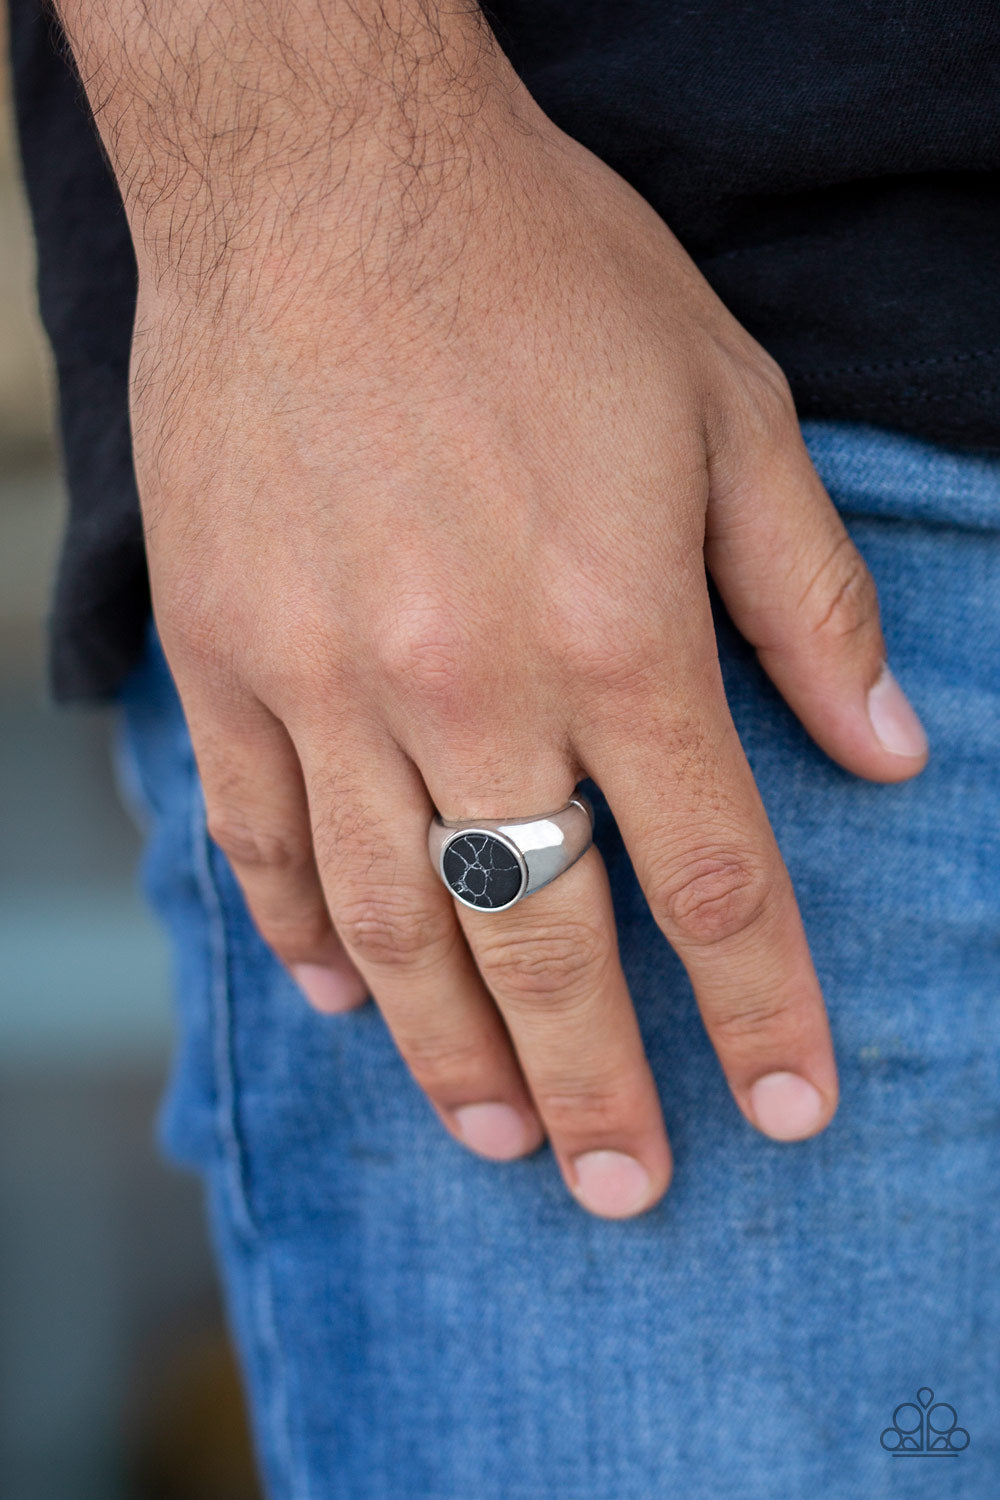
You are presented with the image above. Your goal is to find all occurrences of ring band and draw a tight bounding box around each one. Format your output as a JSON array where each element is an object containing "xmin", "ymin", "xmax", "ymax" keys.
[{"xmin": 428, "ymin": 795, "xmax": 595, "ymax": 912}]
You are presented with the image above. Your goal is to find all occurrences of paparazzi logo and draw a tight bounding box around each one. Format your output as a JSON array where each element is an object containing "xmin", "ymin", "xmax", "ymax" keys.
[{"xmin": 880, "ymin": 1387, "xmax": 970, "ymax": 1456}]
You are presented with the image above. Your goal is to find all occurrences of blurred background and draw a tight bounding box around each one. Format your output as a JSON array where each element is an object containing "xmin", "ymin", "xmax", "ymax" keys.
[{"xmin": 1, "ymin": 23, "xmax": 259, "ymax": 1500}]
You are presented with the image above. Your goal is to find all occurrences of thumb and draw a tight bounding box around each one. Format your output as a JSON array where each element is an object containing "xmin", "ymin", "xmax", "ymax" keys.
[{"xmin": 704, "ymin": 394, "xmax": 928, "ymax": 783}]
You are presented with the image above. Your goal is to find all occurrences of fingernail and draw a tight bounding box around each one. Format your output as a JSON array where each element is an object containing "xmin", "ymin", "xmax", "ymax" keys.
[
  {"xmin": 292, "ymin": 962, "xmax": 368, "ymax": 1014},
  {"xmin": 749, "ymin": 1071, "xmax": 825, "ymax": 1140},
  {"xmin": 454, "ymin": 1102, "xmax": 535, "ymax": 1161},
  {"xmin": 867, "ymin": 666, "xmax": 928, "ymax": 758},
  {"xmin": 571, "ymin": 1150, "xmax": 651, "ymax": 1218}
]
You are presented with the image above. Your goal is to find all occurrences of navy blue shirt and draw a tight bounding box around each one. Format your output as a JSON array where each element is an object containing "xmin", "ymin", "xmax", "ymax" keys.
[{"xmin": 10, "ymin": 0, "xmax": 1000, "ymax": 700}]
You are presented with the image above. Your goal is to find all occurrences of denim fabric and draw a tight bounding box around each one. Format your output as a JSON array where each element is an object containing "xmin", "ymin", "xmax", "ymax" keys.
[{"xmin": 117, "ymin": 420, "xmax": 1000, "ymax": 1499}]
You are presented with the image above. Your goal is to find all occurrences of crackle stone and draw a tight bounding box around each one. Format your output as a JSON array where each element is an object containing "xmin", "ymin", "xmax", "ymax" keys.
[{"xmin": 442, "ymin": 833, "xmax": 524, "ymax": 909}]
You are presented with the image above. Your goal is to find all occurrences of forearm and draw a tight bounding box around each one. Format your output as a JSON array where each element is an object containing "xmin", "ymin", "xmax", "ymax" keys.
[{"xmin": 56, "ymin": 0, "xmax": 520, "ymax": 292}]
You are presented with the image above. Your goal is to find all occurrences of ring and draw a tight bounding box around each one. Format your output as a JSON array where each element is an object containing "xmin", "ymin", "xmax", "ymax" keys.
[{"xmin": 428, "ymin": 795, "xmax": 595, "ymax": 912}]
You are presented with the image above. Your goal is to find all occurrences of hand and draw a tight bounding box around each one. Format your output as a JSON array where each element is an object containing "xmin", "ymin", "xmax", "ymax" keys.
[{"xmin": 67, "ymin": 0, "xmax": 928, "ymax": 1217}]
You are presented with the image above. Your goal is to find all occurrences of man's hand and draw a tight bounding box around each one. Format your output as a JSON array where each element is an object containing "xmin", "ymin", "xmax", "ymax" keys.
[{"xmin": 61, "ymin": 0, "xmax": 927, "ymax": 1217}]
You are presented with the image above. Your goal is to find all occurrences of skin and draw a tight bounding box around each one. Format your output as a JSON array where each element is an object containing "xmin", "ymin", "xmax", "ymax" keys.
[{"xmin": 59, "ymin": 0, "xmax": 927, "ymax": 1218}]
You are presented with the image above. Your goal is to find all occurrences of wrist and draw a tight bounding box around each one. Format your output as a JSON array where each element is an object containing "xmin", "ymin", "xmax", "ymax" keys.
[{"xmin": 59, "ymin": 0, "xmax": 537, "ymax": 299}]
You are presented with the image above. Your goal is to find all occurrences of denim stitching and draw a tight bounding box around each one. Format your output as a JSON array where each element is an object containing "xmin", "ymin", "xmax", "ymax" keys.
[{"xmin": 189, "ymin": 776, "xmax": 312, "ymax": 1500}]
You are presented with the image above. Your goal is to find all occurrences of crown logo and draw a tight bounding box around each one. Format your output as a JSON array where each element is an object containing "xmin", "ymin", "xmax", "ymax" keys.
[{"xmin": 880, "ymin": 1387, "xmax": 970, "ymax": 1456}]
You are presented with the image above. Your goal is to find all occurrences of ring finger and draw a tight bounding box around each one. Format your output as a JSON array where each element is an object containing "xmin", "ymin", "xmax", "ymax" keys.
[{"xmin": 424, "ymin": 765, "xmax": 673, "ymax": 1220}]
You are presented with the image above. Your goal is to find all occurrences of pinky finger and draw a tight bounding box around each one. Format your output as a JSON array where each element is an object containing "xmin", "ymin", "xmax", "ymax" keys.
[{"xmin": 183, "ymin": 684, "xmax": 369, "ymax": 1014}]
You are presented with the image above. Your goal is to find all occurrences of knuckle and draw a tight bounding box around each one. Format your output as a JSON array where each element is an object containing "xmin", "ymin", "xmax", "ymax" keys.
[
  {"xmin": 717, "ymin": 346, "xmax": 798, "ymax": 450},
  {"xmin": 159, "ymin": 579, "xmax": 253, "ymax": 681},
  {"xmin": 650, "ymin": 847, "xmax": 772, "ymax": 948},
  {"xmin": 752, "ymin": 350, "xmax": 796, "ymax": 410},
  {"xmin": 336, "ymin": 887, "xmax": 453, "ymax": 969},
  {"xmin": 708, "ymin": 991, "xmax": 803, "ymax": 1046},
  {"xmin": 747, "ymin": 352, "xmax": 796, "ymax": 423},
  {"xmin": 395, "ymin": 1030, "xmax": 493, "ymax": 1097},
  {"xmin": 476, "ymin": 920, "xmax": 607, "ymax": 1005},
  {"xmin": 254, "ymin": 909, "xmax": 333, "ymax": 963},
  {"xmin": 207, "ymin": 809, "xmax": 309, "ymax": 873},
  {"xmin": 374, "ymin": 596, "xmax": 473, "ymax": 707},
  {"xmin": 533, "ymin": 1077, "xmax": 631, "ymax": 1136},
  {"xmin": 157, "ymin": 582, "xmax": 221, "ymax": 664},
  {"xmin": 803, "ymin": 536, "xmax": 880, "ymax": 647}
]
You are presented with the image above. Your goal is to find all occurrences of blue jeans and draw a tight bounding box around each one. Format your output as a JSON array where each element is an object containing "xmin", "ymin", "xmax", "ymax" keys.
[{"xmin": 118, "ymin": 421, "xmax": 1000, "ymax": 1499}]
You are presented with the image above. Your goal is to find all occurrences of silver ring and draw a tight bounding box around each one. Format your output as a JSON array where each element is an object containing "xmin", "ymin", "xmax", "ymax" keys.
[{"xmin": 428, "ymin": 795, "xmax": 594, "ymax": 912}]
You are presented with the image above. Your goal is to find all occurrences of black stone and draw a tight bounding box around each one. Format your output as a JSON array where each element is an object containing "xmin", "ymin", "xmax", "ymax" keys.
[{"xmin": 442, "ymin": 833, "xmax": 524, "ymax": 910}]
